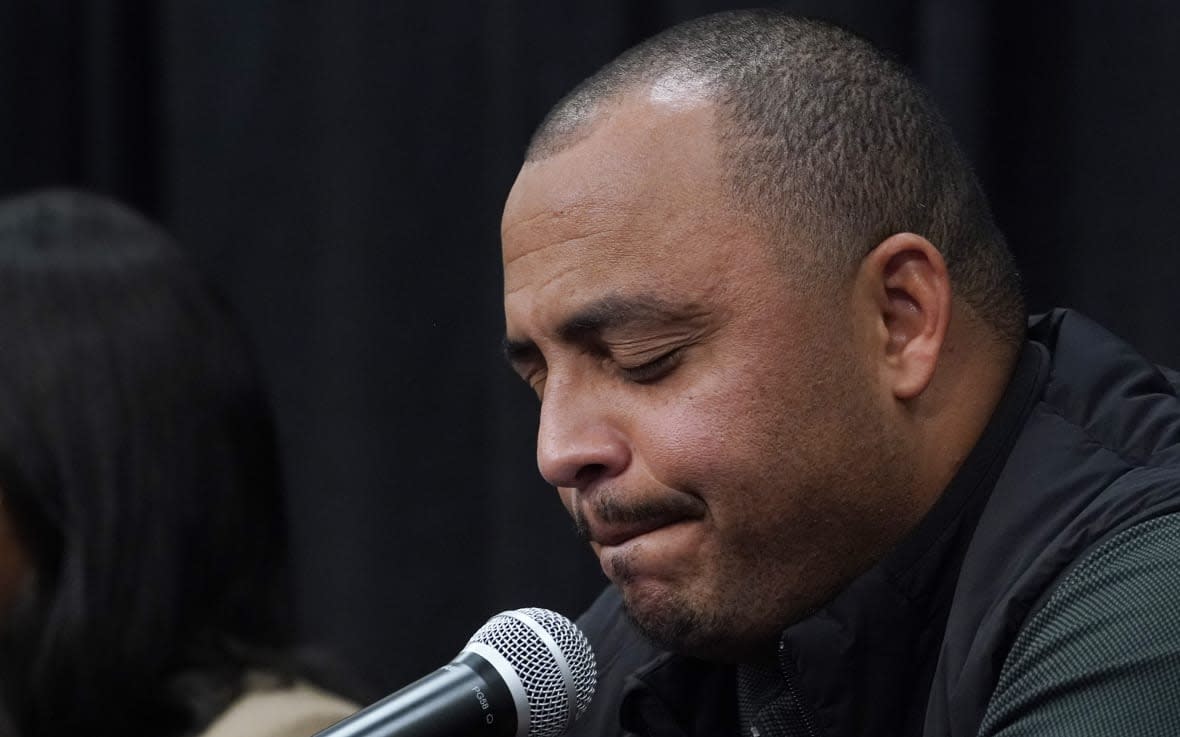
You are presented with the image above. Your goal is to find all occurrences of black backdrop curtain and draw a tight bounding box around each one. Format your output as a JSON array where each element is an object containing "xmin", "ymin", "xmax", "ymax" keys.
[{"xmin": 2, "ymin": 1, "xmax": 1178, "ymax": 693}]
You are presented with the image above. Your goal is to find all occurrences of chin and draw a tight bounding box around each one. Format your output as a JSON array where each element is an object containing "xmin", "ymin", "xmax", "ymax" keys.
[{"xmin": 617, "ymin": 580, "xmax": 772, "ymax": 663}]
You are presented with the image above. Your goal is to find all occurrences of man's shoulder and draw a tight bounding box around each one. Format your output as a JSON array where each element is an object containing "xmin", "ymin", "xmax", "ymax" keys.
[
  {"xmin": 979, "ymin": 512, "xmax": 1180, "ymax": 736},
  {"xmin": 1030, "ymin": 308, "xmax": 1180, "ymax": 465},
  {"xmin": 931, "ymin": 310, "xmax": 1180, "ymax": 734}
]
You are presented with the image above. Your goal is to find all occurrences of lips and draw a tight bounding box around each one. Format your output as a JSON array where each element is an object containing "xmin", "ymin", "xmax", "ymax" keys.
[
  {"xmin": 589, "ymin": 515, "xmax": 682, "ymax": 547},
  {"xmin": 575, "ymin": 492, "xmax": 706, "ymax": 548}
]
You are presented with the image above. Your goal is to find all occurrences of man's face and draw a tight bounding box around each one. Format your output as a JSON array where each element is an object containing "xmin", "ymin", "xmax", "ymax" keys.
[{"xmin": 502, "ymin": 92, "xmax": 906, "ymax": 660}]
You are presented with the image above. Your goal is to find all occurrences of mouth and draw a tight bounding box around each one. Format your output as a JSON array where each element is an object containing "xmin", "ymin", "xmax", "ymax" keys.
[
  {"xmin": 589, "ymin": 516, "xmax": 683, "ymax": 547},
  {"xmin": 574, "ymin": 492, "xmax": 705, "ymax": 548}
]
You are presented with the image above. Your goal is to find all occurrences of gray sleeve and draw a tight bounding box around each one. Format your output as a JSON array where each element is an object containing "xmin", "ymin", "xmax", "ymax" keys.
[{"xmin": 978, "ymin": 512, "xmax": 1180, "ymax": 737}]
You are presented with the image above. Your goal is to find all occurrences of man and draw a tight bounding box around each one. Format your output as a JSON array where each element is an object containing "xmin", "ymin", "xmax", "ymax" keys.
[{"xmin": 501, "ymin": 10, "xmax": 1180, "ymax": 737}]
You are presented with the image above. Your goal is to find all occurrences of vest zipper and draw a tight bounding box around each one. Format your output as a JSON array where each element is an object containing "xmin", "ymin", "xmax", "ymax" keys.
[{"xmin": 779, "ymin": 642, "xmax": 819, "ymax": 737}]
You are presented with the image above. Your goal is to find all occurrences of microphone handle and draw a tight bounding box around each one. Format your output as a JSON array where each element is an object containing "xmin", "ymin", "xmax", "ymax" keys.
[{"xmin": 312, "ymin": 651, "xmax": 519, "ymax": 737}]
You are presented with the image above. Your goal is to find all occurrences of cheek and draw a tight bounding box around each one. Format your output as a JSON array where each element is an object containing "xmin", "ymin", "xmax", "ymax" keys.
[
  {"xmin": 630, "ymin": 347, "xmax": 837, "ymax": 534},
  {"xmin": 636, "ymin": 371, "xmax": 777, "ymax": 491}
]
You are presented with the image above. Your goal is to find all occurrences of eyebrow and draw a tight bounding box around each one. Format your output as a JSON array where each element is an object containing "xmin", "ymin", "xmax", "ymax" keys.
[{"xmin": 502, "ymin": 294, "xmax": 687, "ymax": 368}]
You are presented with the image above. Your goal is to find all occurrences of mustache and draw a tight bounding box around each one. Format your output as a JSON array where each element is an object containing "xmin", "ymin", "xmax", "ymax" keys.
[{"xmin": 570, "ymin": 490, "xmax": 702, "ymax": 543}]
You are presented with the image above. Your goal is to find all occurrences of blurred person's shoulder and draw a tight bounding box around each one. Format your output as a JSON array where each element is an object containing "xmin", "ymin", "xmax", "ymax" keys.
[{"xmin": 196, "ymin": 671, "xmax": 358, "ymax": 737}]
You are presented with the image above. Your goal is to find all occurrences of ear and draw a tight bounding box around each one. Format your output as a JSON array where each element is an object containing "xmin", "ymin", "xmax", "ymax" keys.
[{"xmin": 853, "ymin": 232, "xmax": 951, "ymax": 400}]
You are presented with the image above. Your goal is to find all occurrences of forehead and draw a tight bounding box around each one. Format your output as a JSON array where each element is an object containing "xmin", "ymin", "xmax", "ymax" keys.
[
  {"xmin": 505, "ymin": 100, "xmax": 714, "ymax": 226},
  {"xmin": 501, "ymin": 94, "xmax": 761, "ymax": 302}
]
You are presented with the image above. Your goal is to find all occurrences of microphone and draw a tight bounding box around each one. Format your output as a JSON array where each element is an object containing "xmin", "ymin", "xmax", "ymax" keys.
[{"xmin": 313, "ymin": 608, "xmax": 597, "ymax": 737}]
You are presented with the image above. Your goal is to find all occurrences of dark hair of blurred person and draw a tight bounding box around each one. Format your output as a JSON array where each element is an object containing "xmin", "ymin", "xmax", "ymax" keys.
[{"xmin": 0, "ymin": 190, "xmax": 359, "ymax": 737}]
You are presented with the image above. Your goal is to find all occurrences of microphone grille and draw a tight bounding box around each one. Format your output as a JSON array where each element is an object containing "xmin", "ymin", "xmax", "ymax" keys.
[{"xmin": 468, "ymin": 607, "xmax": 597, "ymax": 737}]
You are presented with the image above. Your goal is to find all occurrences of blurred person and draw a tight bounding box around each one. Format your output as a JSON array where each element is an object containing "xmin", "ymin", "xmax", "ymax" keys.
[
  {"xmin": 0, "ymin": 190, "xmax": 359, "ymax": 737},
  {"xmin": 501, "ymin": 9, "xmax": 1180, "ymax": 737}
]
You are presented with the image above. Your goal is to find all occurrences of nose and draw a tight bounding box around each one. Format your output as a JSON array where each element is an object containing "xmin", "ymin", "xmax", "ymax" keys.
[{"xmin": 536, "ymin": 379, "xmax": 630, "ymax": 490}]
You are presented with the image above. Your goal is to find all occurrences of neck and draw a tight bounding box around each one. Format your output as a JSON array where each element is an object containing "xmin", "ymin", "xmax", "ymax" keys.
[{"xmin": 911, "ymin": 323, "xmax": 1022, "ymax": 508}]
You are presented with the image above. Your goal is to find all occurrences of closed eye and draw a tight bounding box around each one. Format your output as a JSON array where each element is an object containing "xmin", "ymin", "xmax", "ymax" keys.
[{"xmin": 619, "ymin": 348, "xmax": 684, "ymax": 383}]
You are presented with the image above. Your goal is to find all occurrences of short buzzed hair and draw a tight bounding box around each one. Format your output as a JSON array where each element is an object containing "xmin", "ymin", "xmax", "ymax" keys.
[{"xmin": 528, "ymin": 9, "xmax": 1025, "ymax": 345}]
